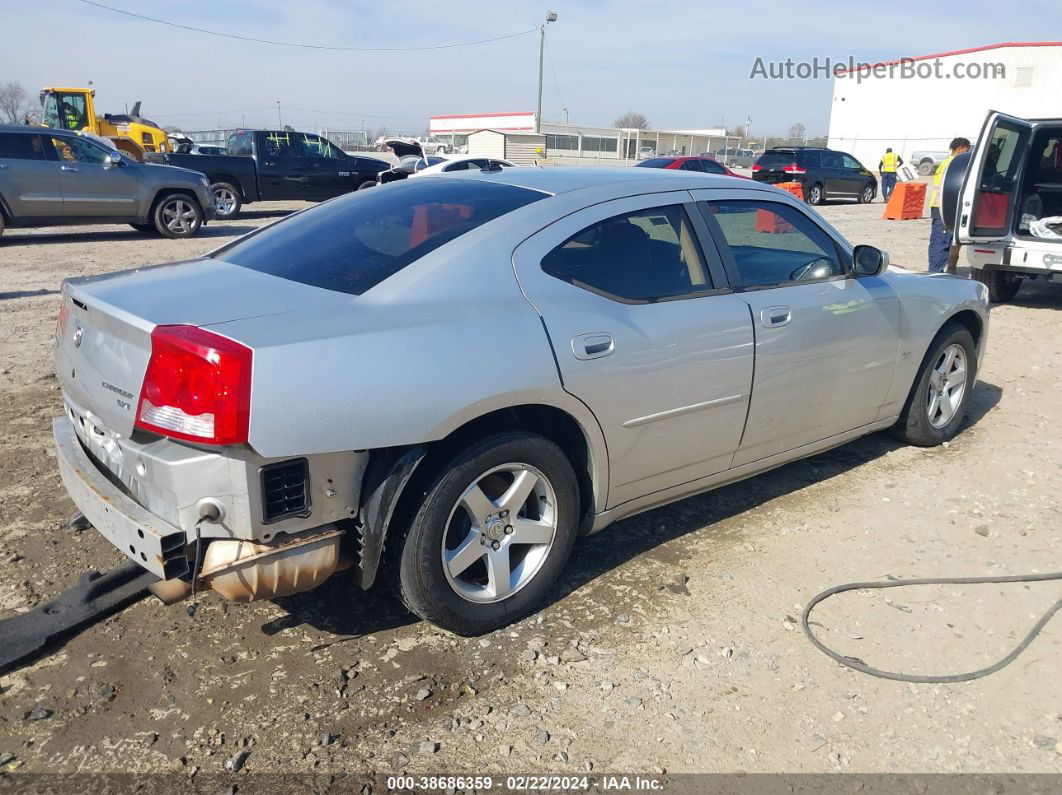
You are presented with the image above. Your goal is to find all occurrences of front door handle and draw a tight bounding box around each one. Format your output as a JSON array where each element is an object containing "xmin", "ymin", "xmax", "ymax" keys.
[
  {"xmin": 61, "ymin": 165, "xmax": 80, "ymax": 172},
  {"xmin": 760, "ymin": 305, "xmax": 791, "ymax": 328},
  {"xmin": 572, "ymin": 333, "xmax": 615, "ymax": 360}
]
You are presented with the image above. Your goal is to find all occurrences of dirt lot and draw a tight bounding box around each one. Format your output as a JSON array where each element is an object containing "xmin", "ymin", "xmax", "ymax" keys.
[{"xmin": 1, "ymin": 195, "xmax": 1061, "ymax": 781}]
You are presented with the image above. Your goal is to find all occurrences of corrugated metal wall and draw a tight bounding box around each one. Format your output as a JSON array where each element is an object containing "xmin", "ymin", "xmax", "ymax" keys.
[{"xmin": 504, "ymin": 135, "xmax": 546, "ymax": 165}]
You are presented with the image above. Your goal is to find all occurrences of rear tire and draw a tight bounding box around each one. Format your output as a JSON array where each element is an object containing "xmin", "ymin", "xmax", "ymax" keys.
[
  {"xmin": 973, "ymin": 267, "xmax": 1022, "ymax": 303},
  {"xmin": 391, "ymin": 432, "xmax": 579, "ymax": 635},
  {"xmin": 918, "ymin": 160, "xmax": 936, "ymax": 176},
  {"xmin": 807, "ymin": 183, "xmax": 824, "ymax": 205},
  {"xmin": 152, "ymin": 193, "xmax": 203, "ymax": 239},
  {"xmin": 858, "ymin": 183, "xmax": 876, "ymax": 203},
  {"xmin": 892, "ymin": 322, "xmax": 976, "ymax": 447},
  {"xmin": 211, "ymin": 181, "xmax": 242, "ymax": 220},
  {"xmin": 0, "ymin": 212, "xmax": 5, "ymax": 238}
]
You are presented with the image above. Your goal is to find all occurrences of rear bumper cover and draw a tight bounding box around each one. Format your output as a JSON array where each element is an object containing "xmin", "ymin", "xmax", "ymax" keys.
[{"xmin": 54, "ymin": 416, "xmax": 187, "ymax": 579}]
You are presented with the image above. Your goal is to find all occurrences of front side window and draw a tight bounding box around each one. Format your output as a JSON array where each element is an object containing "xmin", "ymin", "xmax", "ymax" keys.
[
  {"xmin": 703, "ymin": 200, "xmax": 844, "ymax": 288},
  {"xmin": 541, "ymin": 205, "xmax": 713, "ymax": 302},
  {"xmin": 49, "ymin": 135, "xmax": 110, "ymax": 164},
  {"xmin": 0, "ymin": 134, "xmax": 45, "ymax": 160},
  {"xmin": 217, "ymin": 179, "xmax": 546, "ymax": 296},
  {"xmin": 842, "ymin": 154, "xmax": 863, "ymax": 171},
  {"xmin": 298, "ymin": 133, "xmax": 342, "ymax": 159}
]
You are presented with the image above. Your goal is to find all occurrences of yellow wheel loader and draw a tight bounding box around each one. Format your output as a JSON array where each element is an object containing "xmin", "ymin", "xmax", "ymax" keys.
[{"xmin": 39, "ymin": 87, "xmax": 169, "ymax": 161}]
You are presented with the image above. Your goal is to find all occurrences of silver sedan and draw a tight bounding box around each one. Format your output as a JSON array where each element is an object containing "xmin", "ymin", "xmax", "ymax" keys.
[{"xmin": 52, "ymin": 167, "xmax": 989, "ymax": 634}]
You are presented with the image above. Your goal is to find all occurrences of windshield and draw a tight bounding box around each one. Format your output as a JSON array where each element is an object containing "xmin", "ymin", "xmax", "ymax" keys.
[
  {"xmin": 756, "ymin": 151, "xmax": 801, "ymax": 167},
  {"xmin": 215, "ymin": 179, "xmax": 547, "ymax": 296}
]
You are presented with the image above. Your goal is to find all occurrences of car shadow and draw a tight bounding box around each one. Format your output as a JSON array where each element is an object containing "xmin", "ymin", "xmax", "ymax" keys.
[
  {"xmin": 230, "ymin": 208, "xmax": 297, "ymax": 221},
  {"xmin": 1, "ymin": 226, "xmax": 258, "ymax": 245},
  {"xmin": 1007, "ymin": 278, "xmax": 1062, "ymax": 309},
  {"xmin": 0, "ymin": 288, "xmax": 60, "ymax": 301},
  {"xmin": 274, "ymin": 380, "xmax": 1003, "ymax": 640}
]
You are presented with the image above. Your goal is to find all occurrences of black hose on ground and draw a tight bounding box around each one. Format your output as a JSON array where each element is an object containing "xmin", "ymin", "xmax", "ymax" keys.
[{"xmin": 801, "ymin": 572, "xmax": 1062, "ymax": 683}]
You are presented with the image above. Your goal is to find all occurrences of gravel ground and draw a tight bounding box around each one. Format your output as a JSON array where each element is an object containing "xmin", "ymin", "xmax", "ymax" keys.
[{"xmin": 1, "ymin": 194, "xmax": 1061, "ymax": 779}]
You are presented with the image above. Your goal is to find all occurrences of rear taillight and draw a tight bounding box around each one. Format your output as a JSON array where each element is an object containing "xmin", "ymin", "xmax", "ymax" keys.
[
  {"xmin": 135, "ymin": 325, "xmax": 252, "ymax": 446},
  {"xmin": 783, "ymin": 162, "xmax": 806, "ymax": 175},
  {"xmin": 752, "ymin": 163, "xmax": 762, "ymax": 171},
  {"xmin": 55, "ymin": 300, "xmax": 70, "ymax": 340}
]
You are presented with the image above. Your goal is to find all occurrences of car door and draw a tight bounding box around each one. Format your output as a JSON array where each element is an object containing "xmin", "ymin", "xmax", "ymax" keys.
[
  {"xmin": 255, "ymin": 131, "xmax": 306, "ymax": 199},
  {"xmin": 512, "ymin": 192, "xmax": 755, "ymax": 508},
  {"xmin": 819, "ymin": 150, "xmax": 847, "ymax": 196},
  {"xmin": 0, "ymin": 132, "xmax": 63, "ymax": 217},
  {"xmin": 46, "ymin": 135, "xmax": 139, "ymax": 217},
  {"xmin": 956, "ymin": 111, "xmax": 1034, "ymax": 244},
  {"xmin": 296, "ymin": 133, "xmax": 352, "ymax": 200},
  {"xmin": 692, "ymin": 189, "xmax": 901, "ymax": 466},
  {"xmin": 841, "ymin": 153, "xmax": 871, "ymax": 196}
]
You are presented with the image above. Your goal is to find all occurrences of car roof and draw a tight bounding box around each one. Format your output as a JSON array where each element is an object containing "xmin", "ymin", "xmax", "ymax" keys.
[
  {"xmin": 0, "ymin": 124, "xmax": 46, "ymax": 134},
  {"xmin": 430, "ymin": 165, "xmax": 744, "ymax": 195}
]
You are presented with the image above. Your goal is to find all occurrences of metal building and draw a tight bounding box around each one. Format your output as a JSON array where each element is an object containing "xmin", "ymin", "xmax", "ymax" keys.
[
  {"xmin": 466, "ymin": 129, "xmax": 547, "ymax": 165},
  {"xmin": 828, "ymin": 42, "xmax": 1062, "ymax": 168}
]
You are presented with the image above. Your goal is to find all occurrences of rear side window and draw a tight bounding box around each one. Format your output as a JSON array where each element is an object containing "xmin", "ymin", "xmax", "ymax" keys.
[
  {"xmin": 799, "ymin": 151, "xmax": 822, "ymax": 167},
  {"xmin": 217, "ymin": 179, "xmax": 546, "ymax": 295},
  {"xmin": 228, "ymin": 132, "xmax": 253, "ymax": 156},
  {"xmin": 637, "ymin": 158, "xmax": 675, "ymax": 168},
  {"xmin": 0, "ymin": 133, "xmax": 45, "ymax": 160},
  {"xmin": 542, "ymin": 204, "xmax": 713, "ymax": 302}
]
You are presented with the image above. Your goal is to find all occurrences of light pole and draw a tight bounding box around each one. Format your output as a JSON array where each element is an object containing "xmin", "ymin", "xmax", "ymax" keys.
[
  {"xmin": 276, "ymin": 100, "xmax": 282, "ymax": 128},
  {"xmin": 563, "ymin": 107, "xmax": 569, "ymax": 125},
  {"xmin": 536, "ymin": 11, "xmax": 558, "ymax": 133}
]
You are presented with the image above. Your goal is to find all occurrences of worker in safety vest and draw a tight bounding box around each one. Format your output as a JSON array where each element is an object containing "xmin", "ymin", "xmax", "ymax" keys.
[
  {"xmin": 927, "ymin": 137, "xmax": 971, "ymax": 274},
  {"xmin": 878, "ymin": 148, "xmax": 903, "ymax": 201}
]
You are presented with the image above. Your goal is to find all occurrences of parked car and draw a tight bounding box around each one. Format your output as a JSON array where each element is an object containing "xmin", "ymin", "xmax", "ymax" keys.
[
  {"xmin": 635, "ymin": 155, "xmax": 747, "ymax": 178},
  {"xmin": 752, "ymin": 147, "xmax": 877, "ymax": 205},
  {"xmin": 51, "ymin": 167, "xmax": 988, "ymax": 635},
  {"xmin": 410, "ymin": 156, "xmax": 515, "ymax": 177},
  {"xmin": 417, "ymin": 136, "xmax": 448, "ymax": 155},
  {"xmin": 713, "ymin": 147, "xmax": 757, "ymax": 168},
  {"xmin": 945, "ymin": 110, "xmax": 1062, "ymax": 302},
  {"xmin": 910, "ymin": 149, "xmax": 951, "ymax": 176},
  {"xmin": 0, "ymin": 124, "xmax": 215, "ymax": 239},
  {"xmin": 636, "ymin": 146, "xmax": 656, "ymax": 160},
  {"xmin": 163, "ymin": 129, "xmax": 391, "ymax": 219}
]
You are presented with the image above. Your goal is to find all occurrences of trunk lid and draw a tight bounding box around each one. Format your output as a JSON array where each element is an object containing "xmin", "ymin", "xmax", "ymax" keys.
[{"xmin": 55, "ymin": 258, "xmax": 351, "ymax": 437}]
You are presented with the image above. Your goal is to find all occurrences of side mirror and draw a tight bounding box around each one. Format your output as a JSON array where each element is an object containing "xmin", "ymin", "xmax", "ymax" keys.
[
  {"xmin": 852, "ymin": 244, "xmax": 889, "ymax": 276},
  {"xmin": 104, "ymin": 151, "xmax": 123, "ymax": 168}
]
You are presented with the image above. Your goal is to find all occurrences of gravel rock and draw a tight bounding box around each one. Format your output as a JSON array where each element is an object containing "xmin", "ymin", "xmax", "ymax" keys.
[
  {"xmin": 533, "ymin": 729, "xmax": 551, "ymax": 744},
  {"xmin": 24, "ymin": 707, "xmax": 52, "ymax": 721},
  {"xmin": 559, "ymin": 646, "xmax": 586, "ymax": 663},
  {"xmin": 224, "ymin": 750, "xmax": 250, "ymax": 773},
  {"xmin": 418, "ymin": 740, "xmax": 439, "ymax": 755},
  {"xmin": 416, "ymin": 688, "xmax": 432, "ymax": 701},
  {"xmin": 510, "ymin": 704, "xmax": 532, "ymax": 718},
  {"xmin": 520, "ymin": 649, "xmax": 539, "ymax": 662},
  {"xmin": 391, "ymin": 752, "xmax": 409, "ymax": 769}
]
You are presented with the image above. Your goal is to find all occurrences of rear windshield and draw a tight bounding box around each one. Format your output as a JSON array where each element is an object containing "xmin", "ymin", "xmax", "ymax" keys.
[
  {"xmin": 756, "ymin": 151, "xmax": 801, "ymax": 167},
  {"xmin": 636, "ymin": 158, "xmax": 675, "ymax": 168},
  {"xmin": 215, "ymin": 179, "xmax": 546, "ymax": 295}
]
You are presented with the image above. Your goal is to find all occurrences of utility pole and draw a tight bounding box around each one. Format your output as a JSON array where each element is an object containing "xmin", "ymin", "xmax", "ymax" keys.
[
  {"xmin": 276, "ymin": 101, "xmax": 282, "ymax": 128},
  {"xmin": 536, "ymin": 11, "xmax": 558, "ymax": 133},
  {"xmin": 563, "ymin": 107, "xmax": 569, "ymax": 125}
]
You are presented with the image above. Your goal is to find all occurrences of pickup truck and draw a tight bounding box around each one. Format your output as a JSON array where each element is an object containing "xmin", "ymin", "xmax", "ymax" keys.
[
  {"xmin": 163, "ymin": 129, "xmax": 391, "ymax": 219},
  {"xmin": 910, "ymin": 150, "xmax": 951, "ymax": 176}
]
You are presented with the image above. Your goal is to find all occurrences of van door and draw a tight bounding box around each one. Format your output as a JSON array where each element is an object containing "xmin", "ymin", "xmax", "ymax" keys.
[{"xmin": 956, "ymin": 111, "xmax": 1033, "ymax": 244}]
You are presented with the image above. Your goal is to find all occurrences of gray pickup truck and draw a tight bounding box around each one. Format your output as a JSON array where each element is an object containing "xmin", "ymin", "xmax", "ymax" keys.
[{"xmin": 0, "ymin": 125, "xmax": 215, "ymax": 239}]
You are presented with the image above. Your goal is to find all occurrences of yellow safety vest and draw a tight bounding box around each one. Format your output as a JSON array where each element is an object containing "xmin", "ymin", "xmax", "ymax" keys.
[
  {"xmin": 929, "ymin": 154, "xmax": 955, "ymax": 208},
  {"xmin": 881, "ymin": 152, "xmax": 900, "ymax": 172}
]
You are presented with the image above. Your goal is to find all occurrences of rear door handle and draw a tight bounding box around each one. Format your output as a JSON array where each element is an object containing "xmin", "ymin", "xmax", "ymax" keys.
[
  {"xmin": 61, "ymin": 165, "xmax": 80, "ymax": 172},
  {"xmin": 760, "ymin": 305, "xmax": 791, "ymax": 328},
  {"xmin": 572, "ymin": 333, "xmax": 615, "ymax": 360}
]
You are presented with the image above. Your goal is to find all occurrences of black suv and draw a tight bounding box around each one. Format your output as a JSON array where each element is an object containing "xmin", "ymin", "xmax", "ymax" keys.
[{"xmin": 752, "ymin": 147, "xmax": 876, "ymax": 205}]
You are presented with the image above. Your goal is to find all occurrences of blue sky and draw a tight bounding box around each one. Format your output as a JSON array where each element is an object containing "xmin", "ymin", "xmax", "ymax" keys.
[{"xmin": 3, "ymin": 0, "xmax": 1057, "ymax": 135}]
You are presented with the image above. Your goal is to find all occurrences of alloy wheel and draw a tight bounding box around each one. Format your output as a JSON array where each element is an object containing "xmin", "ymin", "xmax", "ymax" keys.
[
  {"xmin": 161, "ymin": 198, "xmax": 198, "ymax": 235},
  {"xmin": 926, "ymin": 343, "xmax": 968, "ymax": 428},
  {"xmin": 441, "ymin": 463, "xmax": 557, "ymax": 604},
  {"xmin": 214, "ymin": 187, "xmax": 237, "ymax": 216}
]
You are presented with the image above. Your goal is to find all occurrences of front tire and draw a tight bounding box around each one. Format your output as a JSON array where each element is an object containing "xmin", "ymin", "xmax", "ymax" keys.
[
  {"xmin": 918, "ymin": 160, "xmax": 936, "ymax": 176},
  {"xmin": 893, "ymin": 322, "xmax": 976, "ymax": 446},
  {"xmin": 211, "ymin": 181, "xmax": 242, "ymax": 220},
  {"xmin": 391, "ymin": 432, "xmax": 579, "ymax": 635},
  {"xmin": 153, "ymin": 193, "xmax": 203, "ymax": 238},
  {"xmin": 973, "ymin": 267, "xmax": 1022, "ymax": 303}
]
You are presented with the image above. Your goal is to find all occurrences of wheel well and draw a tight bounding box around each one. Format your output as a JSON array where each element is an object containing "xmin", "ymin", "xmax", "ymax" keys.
[
  {"xmin": 948, "ymin": 309, "xmax": 983, "ymax": 350},
  {"xmin": 424, "ymin": 405, "xmax": 596, "ymax": 530},
  {"xmin": 209, "ymin": 175, "xmax": 243, "ymax": 197},
  {"xmin": 149, "ymin": 188, "xmax": 205, "ymax": 217}
]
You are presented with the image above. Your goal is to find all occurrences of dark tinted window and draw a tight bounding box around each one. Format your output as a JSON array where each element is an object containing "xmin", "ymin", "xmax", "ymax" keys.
[
  {"xmin": 821, "ymin": 151, "xmax": 843, "ymax": 168},
  {"xmin": 228, "ymin": 132, "xmax": 253, "ymax": 156},
  {"xmin": 217, "ymin": 179, "xmax": 546, "ymax": 296},
  {"xmin": 756, "ymin": 151, "xmax": 799, "ymax": 168},
  {"xmin": 0, "ymin": 133, "xmax": 45, "ymax": 160},
  {"xmin": 700, "ymin": 159, "xmax": 727, "ymax": 174},
  {"xmin": 680, "ymin": 160, "xmax": 704, "ymax": 172},
  {"xmin": 635, "ymin": 157, "xmax": 676, "ymax": 168},
  {"xmin": 542, "ymin": 205, "xmax": 713, "ymax": 302},
  {"xmin": 798, "ymin": 150, "xmax": 822, "ymax": 167},
  {"xmin": 703, "ymin": 200, "xmax": 844, "ymax": 288},
  {"xmin": 841, "ymin": 154, "xmax": 863, "ymax": 170}
]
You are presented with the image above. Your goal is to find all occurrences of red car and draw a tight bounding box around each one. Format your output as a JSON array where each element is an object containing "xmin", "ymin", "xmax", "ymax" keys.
[{"xmin": 634, "ymin": 155, "xmax": 749, "ymax": 178}]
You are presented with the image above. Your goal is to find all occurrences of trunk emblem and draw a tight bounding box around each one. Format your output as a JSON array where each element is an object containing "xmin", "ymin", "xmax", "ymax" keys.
[{"xmin": 73, "ymin": 327, "xmax": 84, "ymax": 348}]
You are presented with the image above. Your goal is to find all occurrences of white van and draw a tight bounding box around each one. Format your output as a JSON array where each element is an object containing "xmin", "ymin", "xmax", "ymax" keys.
[{"xmin": 950, "ymin": 111, "xmax": 1062, "ymax": 302}]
